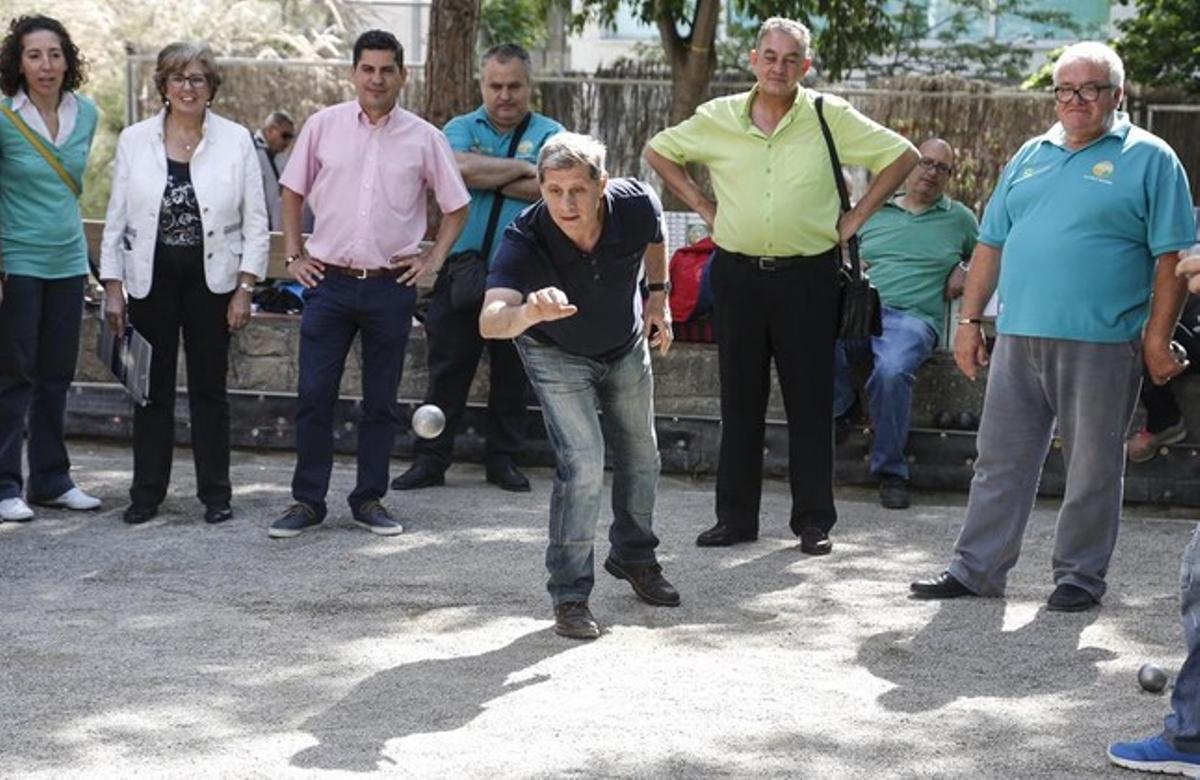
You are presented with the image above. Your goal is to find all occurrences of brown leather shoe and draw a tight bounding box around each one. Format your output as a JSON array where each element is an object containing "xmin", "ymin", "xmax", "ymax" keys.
[
  {"xmin": 553, "ymin": 601, "xmax": 600, "ymax": 640},
  {"xmin": 603, "ymin": 557, "xmax": 681, "ymax": 606}
]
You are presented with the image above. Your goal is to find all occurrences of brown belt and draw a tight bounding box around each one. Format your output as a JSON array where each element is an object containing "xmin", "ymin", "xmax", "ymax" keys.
[{"xmin": 322, "ymin": 264, "xmax": 402, "ymax": 279}]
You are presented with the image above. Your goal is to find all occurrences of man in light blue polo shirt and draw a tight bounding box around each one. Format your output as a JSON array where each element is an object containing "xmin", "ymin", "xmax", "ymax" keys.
[
  {"xmin": 834, "ymin": 137, "xmax": 978, "ymax": 510},
  {"xmin": 911, "ymin": 42, "xmax": 1196, "ymax": 612},
  {"xmin": 393, "ymin": 43, "xmax": 564, "ymax": 493}
]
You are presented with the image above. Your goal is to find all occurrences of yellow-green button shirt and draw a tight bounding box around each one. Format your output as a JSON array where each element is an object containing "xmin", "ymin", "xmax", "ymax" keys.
[{"xmin": 648, "ymin": 87, "xmax": 915, "ymax": 257}]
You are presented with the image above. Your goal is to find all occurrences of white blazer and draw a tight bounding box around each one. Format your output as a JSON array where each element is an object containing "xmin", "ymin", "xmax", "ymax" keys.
[{"xmin": 99, "ymin": 109, "xmax": 269, "ymax": 299}]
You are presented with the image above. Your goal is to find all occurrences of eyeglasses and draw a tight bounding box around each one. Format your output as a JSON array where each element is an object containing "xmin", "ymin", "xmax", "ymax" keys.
[
  {"xmin": 1052, "ymin": 83, "xmax": 1114, "ymax": 104},
  {"xmin": 917, "ymin": 157, "xmax": 953, "ymax": 175},
  {"xmin": 167, "ymin": 73, "xmax": 209, "ymax": 90}
]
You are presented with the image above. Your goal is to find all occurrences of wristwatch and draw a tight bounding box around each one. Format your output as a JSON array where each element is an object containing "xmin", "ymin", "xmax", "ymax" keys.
[
  {"xmin": 238, "ymin": 281, "xmax": 255, "ymax": 293},
  {"xmin": 285, "ymin": 252, "xmax": 303, "ymax": 266},
  {"xmin": 647, "ymin": 281, "xmax": 672, "ymax": 293}
]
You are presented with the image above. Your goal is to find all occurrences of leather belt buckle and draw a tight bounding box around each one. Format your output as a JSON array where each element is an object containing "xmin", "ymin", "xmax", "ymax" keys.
[
  {"xmin": 756, "ymin": 256, "xmax": 776, "ymax": 271},
  {"xmin": 355, "ymin": 267, "xmax": 369, "ymax": 280}
]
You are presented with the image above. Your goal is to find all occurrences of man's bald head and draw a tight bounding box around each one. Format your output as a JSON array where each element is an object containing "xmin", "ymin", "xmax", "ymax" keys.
[{"xmin": 904, "ymin": 137, "xmax": 956, "ymax": 205}]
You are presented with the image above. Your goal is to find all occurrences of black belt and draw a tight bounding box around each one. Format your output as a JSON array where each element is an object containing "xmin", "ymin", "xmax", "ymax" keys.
[
  {"xmin": 721, "ymin": 247, "xmax": 837, "ymax": 271},
  {"xmin": 322, "ymin": 264, "xmax": 402, "ymax": 279}
]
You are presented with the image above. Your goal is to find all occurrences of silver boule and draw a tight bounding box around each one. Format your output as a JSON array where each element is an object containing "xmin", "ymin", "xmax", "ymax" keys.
[
  {"xmin": 1138, "ymin": 663, "xmax": 1168, "ymax": 693},
  {"xmin": 411, "ymin": 404, "xmax": 446, "ymax": 440}
]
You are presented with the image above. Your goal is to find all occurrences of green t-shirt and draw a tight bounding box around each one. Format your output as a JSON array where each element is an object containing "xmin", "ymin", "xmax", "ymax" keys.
[
  {"xmin": 0, "ymin": 93, "xmax": 98, "ymax": 278},
  {"xmin": 859, "ymin": 194, "xmax": 978, "ymax": 337}
]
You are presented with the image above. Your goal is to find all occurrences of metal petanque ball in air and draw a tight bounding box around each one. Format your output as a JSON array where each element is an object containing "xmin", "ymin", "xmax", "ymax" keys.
[
  {"xmin": 411, "ymin": 404, "xmax": 446, "ymax": 440},
  {"xmin": 1138, "ymin": 663, "xmax": 1168, "ymax": 693}
]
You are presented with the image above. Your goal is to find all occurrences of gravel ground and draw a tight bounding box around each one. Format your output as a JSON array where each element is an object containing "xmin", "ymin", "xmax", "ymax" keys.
[{"xmin": 0, "ymin": 440, "xmax": 1194, "ymax": 779}]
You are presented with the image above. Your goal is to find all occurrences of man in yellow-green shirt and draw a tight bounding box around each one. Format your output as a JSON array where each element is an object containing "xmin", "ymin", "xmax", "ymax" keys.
[{"xmin": 645, "ymin": 16, "xmax": 917, "ymax": 553}]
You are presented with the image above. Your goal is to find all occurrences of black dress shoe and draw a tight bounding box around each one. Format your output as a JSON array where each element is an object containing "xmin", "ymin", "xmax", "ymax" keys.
[
  {"xmin": 603, "ymin": 557, "xmax": 681, "ymax": 607},
  {"xmin": 554, "ymin": 601, "xmax": 600, "ymax": 640},
  {"xmin": 1046, "ymin": 583, "xmax": 1099, "ymax": 612},
  {"xmin": 879, "ymin": 476, "xmax": 911, "ymax": 510},
  {"xmin": 123, "ymin": 505, "xmax": 158, "ymax": 525},
  {"xmin": 696, "ymin": 522, "xmax": 758, "ymax": 547},
  {"xmin": 486, "ymin": 461, "xmax": 531, "ymax": 492},
  {"xmin": 391, "ymin": 461, "xmax": 445, "ymax": 491},
  {"xmin": 799, "ymin": 528, "xmax": 833, "ymax": 556},
  {"xmin": 910, "ymin": 571, "xmax": 977, "ymax": 599},
  {"xmin": 204, "ymin": 505, "xmax": 233, "ymax": 524}
]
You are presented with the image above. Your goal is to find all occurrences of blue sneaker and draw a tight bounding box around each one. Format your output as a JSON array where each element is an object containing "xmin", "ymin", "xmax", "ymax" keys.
[{"xmin": 1108, "ymin": 735, "xmax": 1200, "ymax": 777}]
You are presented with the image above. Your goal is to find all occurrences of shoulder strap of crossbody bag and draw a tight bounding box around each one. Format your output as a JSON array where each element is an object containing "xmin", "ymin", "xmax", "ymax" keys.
[
  {"xmin": 813, "ymin": 95, "xmax": 861, "ymax": 280},
  {"xmin": 0, "ymin": 103, "xmax": 81, "ymax": 198},
  {"xmin": 479, "ymin": 111, "xmax": 534, "ymax": 260}
]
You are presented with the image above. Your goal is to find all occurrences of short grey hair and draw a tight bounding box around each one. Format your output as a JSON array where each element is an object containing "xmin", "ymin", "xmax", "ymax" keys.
[
  {"xmin": 262, "ymin": 110, "xmax": 294, "ymax": 129},
  {"xmin": 1053, "ymin": 41, "xmax": 1125, "ymax": 89},
  {"xmin": 480, "ymin": 42, "xmax": 532, "ymax": 81},
  {"xmin": 755, "ymin": 17, "xmax": 811, "ymax": 58},
  {"xmin": 154, "ymin": 41, "xmax": 221, "ymax": 102},
  {"xmin": 538, "ymin": 132, "xmax": 607, "ymax": 182}
]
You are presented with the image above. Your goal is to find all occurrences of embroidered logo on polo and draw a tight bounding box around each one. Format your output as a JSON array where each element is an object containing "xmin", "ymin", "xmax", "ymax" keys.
[
  {"xmin": 1084, "ymin": 160, "xmax": 1115, "ymax": 185},
  {"xmin": 517, "ymin": 140, "xmax": 534, "ymax": 156}
]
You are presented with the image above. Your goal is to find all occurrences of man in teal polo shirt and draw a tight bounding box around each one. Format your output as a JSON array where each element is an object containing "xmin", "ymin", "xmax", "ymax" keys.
[
  {"xmin": 393, "ymin": 43, "xmax": 564, "ymax": 493},
  {"xmin": 911, "ymin": 42, "xmax": 1196, "ymax": 612},
  {"xmin": 834, "ymin": 138, "xmax": 978, "ymax": 510},
  {"xmin": 646, "ymin": 16, "xmax": 917, "ymax": 553}
]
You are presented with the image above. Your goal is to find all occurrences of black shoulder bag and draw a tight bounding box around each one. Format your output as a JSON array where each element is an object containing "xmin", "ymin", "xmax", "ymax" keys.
[
  {"xmin": 444, "ymin": 112, "xmax": 534, "ymax": 311},
  {"xmin": 814, "ymin": 95, "xmax": 882, "ymax": 339}
]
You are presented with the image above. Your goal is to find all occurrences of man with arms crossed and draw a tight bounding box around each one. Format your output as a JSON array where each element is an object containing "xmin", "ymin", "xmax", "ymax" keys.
[
  {"xmin": 269, "ymin": 30, "xmax": 469, "ymax": 538},
  {"xmin": 910, "ymin": 42, "xmax": 1195, "ymax": 611},
  {"xmin": 480, "ymin": 132, "xmax": 678, "ymax": 640},
  {"xmin": 393, "ymin": 43, "xmax": 563, "ymax": 494}
]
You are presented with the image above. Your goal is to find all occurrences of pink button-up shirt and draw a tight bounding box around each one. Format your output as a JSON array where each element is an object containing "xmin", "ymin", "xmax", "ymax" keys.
[{"xmin": 279, "ymin": 100, "xmax": 470, "ymax": 269}]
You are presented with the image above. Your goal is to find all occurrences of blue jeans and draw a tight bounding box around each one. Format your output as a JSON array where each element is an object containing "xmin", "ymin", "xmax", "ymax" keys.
[
  {"xmin": 516, "ymin": 336, "xmax": 661, "ymax": 606},
  {"xmin": 292, "ymin": 274, "xmax": 414, "ymax": 514},
  {"xmin": 834, "ymin": 306, "xmax": 936, "ymax": 481},
  {"xmin": 1165, "ymin": 524, "xmax": 1200, "ymax": 752}
]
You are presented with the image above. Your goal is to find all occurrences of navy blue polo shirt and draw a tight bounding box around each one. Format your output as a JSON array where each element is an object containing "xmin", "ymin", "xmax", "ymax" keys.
[{"xmin": 487, "ymin": 177, "xmax": 664, "ymax": 359}]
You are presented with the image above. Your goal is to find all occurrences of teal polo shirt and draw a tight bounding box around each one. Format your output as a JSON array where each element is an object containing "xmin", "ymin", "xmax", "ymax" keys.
[
  {"xmin": 980, "ymin": 114, "xmax": 1196, "ymax": 343},
  {"xmin": 443, "ymin": 106, "xmax": 564, "ymax": 264},
  {"xmin": 859, "ymin": 194, "xmax": 978, "ymax": 338}
]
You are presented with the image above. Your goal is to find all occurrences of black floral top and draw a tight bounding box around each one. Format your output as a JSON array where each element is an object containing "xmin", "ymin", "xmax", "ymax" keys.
[{"xmin": 156, "ymin": 158, "xmax": 203, "ymax": 249}]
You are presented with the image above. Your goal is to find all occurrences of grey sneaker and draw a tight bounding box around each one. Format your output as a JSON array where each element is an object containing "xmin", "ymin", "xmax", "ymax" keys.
[
  {"xmin": 351, "ymin": 500, "xmax": 404, "ymax": 536},
  {"xmin": 269, "ymin": 503, "xmax": 324, "ymax": 539}
]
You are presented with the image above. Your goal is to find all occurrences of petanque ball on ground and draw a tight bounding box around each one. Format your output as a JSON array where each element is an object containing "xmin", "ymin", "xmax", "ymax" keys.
[
  {"xmin": 411, "ymin": 404, "xmax": 446, "ymax": 440},
  {"xmin": 1138, "ymin": 663, "xmax": 1168, "ymax": 693}
]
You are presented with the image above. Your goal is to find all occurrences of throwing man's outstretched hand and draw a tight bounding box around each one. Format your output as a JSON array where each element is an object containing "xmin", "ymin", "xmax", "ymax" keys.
[{"xmin": 525, "ymin": 286, "xmax": 578, "ymax": 323}]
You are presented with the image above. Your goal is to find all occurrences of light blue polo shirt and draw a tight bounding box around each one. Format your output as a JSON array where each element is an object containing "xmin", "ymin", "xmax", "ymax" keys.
[
  {"xmin": 443, "ymin": 106, "xmax": 564, "ymax": 264},
  {"xmin": 980, "ymin": 113, "xmax": 1196, "ymax": 343}
]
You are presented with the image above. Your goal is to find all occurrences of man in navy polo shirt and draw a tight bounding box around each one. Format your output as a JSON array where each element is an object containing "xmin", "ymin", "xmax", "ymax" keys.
[
  {"xmin": 911, "ymin": 42, "xmax": 1196, "ymax": 611},
  {"xmin": 393, "ymin": 43, "xmax": 564, "ymax": 494},
  {"xmin": 480, "ymin": 132, "xmax": 678, "ymax": 640}
]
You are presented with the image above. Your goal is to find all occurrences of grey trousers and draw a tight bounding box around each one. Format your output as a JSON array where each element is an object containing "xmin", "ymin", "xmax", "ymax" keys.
[{"xmin": 947, "ymin": 334, "xmax": 1142, "ymax": 599}]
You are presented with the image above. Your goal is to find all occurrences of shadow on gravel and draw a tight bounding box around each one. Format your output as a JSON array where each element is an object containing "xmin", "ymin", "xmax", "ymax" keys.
[
  {"xmin": 858, "ymin": 599, "xmax": 1116, "ymax": 712},
  {"xmin": 290, "ymin": 627, "xmax": 564, "ymax": 773}
]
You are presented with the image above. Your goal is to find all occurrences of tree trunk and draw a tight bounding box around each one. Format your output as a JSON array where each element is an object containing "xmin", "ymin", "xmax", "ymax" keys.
[
  {"xmin": 423, "ymin": 0, "xmax": 480, "ymax": 127},
  {"xmin": 654, "ymin": 0, "xmax": 721, "ymax": 209}
]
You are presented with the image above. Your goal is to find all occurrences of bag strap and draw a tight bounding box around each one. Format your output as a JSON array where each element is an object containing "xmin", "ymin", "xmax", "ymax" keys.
[
  {"xmin": 0, "ymin": 103, "xmax": 81, "ymax": 198},
  {"xmin": 813, "ymin": 95, "xmax": 861, "ymax": 280},
  {"xmin": 479, "ymin": 111, "xmax": 534, "ymax": 260}
]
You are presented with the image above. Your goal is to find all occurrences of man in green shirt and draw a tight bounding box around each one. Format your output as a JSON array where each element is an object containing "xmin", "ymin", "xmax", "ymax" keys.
[
  {"xmin": 645, "ymin": 17, "xmax": 917, "ymax": 553},
  {"xmin": 833, "ymin": 138, "xmax": 979, "ymax": 510}
]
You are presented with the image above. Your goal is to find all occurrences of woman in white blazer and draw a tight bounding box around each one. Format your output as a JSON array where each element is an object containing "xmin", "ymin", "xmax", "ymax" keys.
[{"xmin": 99, "ymin": 41, "xmax": 268, "ymax": 526}]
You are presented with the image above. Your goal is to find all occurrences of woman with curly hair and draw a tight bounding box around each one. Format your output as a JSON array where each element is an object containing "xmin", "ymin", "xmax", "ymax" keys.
[
  {"xmin": 0, "ymin": 15, "xmax": 101, "ymax": 523},
  {"xmin": 99, "ymin": 42, "xmax": 268, "ymax": 526}
]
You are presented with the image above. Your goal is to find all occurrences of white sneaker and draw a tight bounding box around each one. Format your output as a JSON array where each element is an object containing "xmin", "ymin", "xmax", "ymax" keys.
[
  {"xmin": 37, "ymin": 487, "xmax": 102, "ymax": 511},
  {"xmin": 0, "ymin": 497, "xmax": 35, "ymax": 522}
]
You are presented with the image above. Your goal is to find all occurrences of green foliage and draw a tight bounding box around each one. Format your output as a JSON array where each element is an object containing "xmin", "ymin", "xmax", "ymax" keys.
[
  {"xmin": 1114, "ymin": 0, "xmax": 1200, "ymax": 93},
  {"xmin": 480, "ymin": 0, "xmax": 549, "ymax": 51},
  {"xmin": 0, "ymin": 0, "xmax": 355, "ymax": 217}
]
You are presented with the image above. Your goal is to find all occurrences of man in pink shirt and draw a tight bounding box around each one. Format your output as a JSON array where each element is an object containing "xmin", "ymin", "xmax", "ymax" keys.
[{"xmin": 269, "ymin": 30, "xmax": 470, "ymax": 539}]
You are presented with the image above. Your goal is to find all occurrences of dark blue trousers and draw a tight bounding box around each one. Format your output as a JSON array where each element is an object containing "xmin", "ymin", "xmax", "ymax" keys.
[
  {"xmin": 292, "ymin": 274, "xmax": 414, "ymax": 514},
  {"xmin": 0, "ymin": 274, "xmax": 85, "ymax": 501}
]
